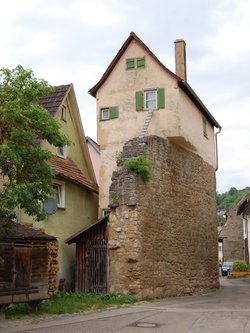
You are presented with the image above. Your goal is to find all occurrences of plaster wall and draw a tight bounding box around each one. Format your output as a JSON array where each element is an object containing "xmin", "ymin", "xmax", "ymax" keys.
[{"xmin": 96, "ymin": 40, "xmax": 217, "ymax": 213}]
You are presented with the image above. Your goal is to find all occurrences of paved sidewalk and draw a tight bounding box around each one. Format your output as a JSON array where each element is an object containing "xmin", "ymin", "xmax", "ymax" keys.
[{"xmin": 2, "ymin": 277, "xmax": 250, "ymax": 333}]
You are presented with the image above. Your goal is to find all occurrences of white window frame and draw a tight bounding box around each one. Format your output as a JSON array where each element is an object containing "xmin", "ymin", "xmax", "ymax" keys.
[
  {"xmin": 61, "ymin": 105, "xmax": 67, "ymax": 121},
  {"xmin": 144, "ymin": 90, "xmax": 157, "ymax": 110},
  {"xmin": 102, "ymin": 209, "xmax": 111, "ymax": 217},
  {"xmin": 57, "ymin": 145, "xmax": 67, "ymax": 159},
  {"xmin": 53, "ymin": 180, "xmax": 65, "ymax": 208},
  {"xmin": 101, "ymin": 108, "xmax": 110, "ymax": 120}
]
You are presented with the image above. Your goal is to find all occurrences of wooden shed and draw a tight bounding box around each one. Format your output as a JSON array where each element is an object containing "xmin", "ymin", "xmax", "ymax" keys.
[
  {"xmin": 0, "ymin": 221, "xmax": 58, "ymax": 306},
  {"xmin": 66, "ymin": 216, "xmax": 108, "ymax": 293}
]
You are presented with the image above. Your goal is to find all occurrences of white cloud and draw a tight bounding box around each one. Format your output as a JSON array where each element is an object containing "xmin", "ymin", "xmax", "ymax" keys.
[{"xmin": 208, "ymin": 0, "xmax": 250, "ymax": 62}]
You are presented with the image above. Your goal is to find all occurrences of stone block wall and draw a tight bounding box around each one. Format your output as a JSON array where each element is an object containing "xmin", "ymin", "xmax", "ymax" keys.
[
  {"xmin": 108, "ymin": 135, "xmax": 219, "ymax": 298},
  {"xmin": 220, "ymin": 209, "xmax": 244, "ymax": 262}
]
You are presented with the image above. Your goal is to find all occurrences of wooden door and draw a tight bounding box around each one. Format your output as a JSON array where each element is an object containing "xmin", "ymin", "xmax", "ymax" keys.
[
  {"xmin": 87, "ymin": 240, "xmax": 108, "ymax": 292},
  {"xmin": 14, "ymin": 245, "xmax": 32, "ymax": 288}
]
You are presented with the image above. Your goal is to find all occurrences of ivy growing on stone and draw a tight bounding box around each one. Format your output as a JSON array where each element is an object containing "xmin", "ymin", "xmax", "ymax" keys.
[{"xmin": 124, "ymin": 155, "xmax": 152, "ymax": 182}]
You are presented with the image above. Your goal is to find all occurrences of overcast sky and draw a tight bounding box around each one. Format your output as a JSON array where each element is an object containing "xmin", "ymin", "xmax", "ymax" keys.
[{"xmin": 1, "ymin": 0, "xmax": 250, "ymax": 193}]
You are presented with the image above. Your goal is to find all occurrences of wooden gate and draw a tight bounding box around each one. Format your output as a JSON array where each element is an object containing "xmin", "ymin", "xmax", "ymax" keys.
[{"xmin": 87, "ymin": 239, "xmax": 108, "ymax": 292}]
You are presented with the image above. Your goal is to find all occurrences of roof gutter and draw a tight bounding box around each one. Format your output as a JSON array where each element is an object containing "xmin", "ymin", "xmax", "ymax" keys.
[{"xmin": 215, "ymin": 127, "xmax": 221, "ymax": 171}]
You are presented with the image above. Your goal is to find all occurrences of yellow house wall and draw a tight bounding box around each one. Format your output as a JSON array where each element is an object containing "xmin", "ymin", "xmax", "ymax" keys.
[
  {"xmin": 96, "ymin": 40, "xmax": 217, "ymax": 212},
  {"xmin": 20, "ymin": 178, "xmax": 98, "ymax": 289},
  {"xmin": 42, "ymin": 98, "xmax": 91, "ymax": 180},
  {"xmin": 19, "ymin": 93, "xmax": 98, "ymax": 289}
]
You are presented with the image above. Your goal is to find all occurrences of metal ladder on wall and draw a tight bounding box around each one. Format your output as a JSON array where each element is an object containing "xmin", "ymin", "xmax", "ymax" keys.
[{"xmin": 139, "ymin": 109, "xmax": 154, "ymax": 138}]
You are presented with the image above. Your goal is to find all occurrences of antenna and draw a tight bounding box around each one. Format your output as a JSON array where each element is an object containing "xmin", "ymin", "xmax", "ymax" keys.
[{"xmin": 43, "ymin": 197, "xmax": 58, "ymax": 215}]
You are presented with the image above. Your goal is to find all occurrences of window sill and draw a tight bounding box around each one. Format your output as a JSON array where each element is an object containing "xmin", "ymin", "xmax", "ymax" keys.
[{"xmin": 57, "ymin": 206, "xmax": 66, "ymax": 211}]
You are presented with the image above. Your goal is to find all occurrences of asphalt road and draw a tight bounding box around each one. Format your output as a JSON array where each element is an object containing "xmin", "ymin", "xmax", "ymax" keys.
[{"xmin": 2, "ymin": 277, "xmax": 250, "ymax": 333}]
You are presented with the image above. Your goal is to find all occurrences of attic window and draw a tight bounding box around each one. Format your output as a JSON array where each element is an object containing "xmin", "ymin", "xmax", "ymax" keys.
[
  {"xmin": 57, "ymin": 145, "xmax": 67, "ymax": 159},
  {"xmin": 126, "ymin": 58, "xmax": 135, "ymax": 69},
  {"xmin": 203, "ymin": 118, "xmax": 208, "ymax": 138},
  {"xmin": 53, "ymin": 181, "xmax": 65, "ymax": 208},
  {"xmin": 61, "ymin": 105, "xmax": 67, "ymax": 121},
  {"xmin": 126, "ymin": 57, "xmax": 145, "ymax": 70},
  {"xmin": 136, "ymin": 57, "xmax": 145, "ymax": 68},
  {"xmin": 102, "ymin": 209, "xmax": 111, "ymax": 217}
]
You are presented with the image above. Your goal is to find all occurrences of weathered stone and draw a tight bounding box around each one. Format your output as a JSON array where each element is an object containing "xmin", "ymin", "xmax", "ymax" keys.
[
  {"xmin": 219, "ymin": 209, "xmax": 244, "ymax": 261},
  {"xmin": 108, "ymin": 135, "xmax": 219, "ymax": 298}
]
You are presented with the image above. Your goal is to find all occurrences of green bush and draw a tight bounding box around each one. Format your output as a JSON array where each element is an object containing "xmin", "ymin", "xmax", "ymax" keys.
[
  {"xmin": 232, "ymin": 260, "xmax": 248, "ymax": 272},
  {"xmin": 124, "ymin": 155, "xmax": 152, "ymax": 182}
]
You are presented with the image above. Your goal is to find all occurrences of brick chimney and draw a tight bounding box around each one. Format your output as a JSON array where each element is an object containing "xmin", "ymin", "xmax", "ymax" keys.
[{"xmin": 174, "ymin": 39, "xmax": 187, "ymax": 81}]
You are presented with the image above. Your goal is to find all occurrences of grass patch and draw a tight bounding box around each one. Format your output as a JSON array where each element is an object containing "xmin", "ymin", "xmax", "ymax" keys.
[
  {"xmin": 5, "ymin": 292, "xmax": 137, "ymax": 318},
  {"xmin": 124, "ymin": 155, "xmax": 152, "ymax": 182}
]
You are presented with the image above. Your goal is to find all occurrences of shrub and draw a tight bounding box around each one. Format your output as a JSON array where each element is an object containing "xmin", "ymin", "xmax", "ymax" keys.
[
  {"xmin": 124, "ymin": 155, "xmax": 152, "ymax": 182},
  {"xmin": 232, "ymin": 260, "xmax": 248, "ymax": 272}
]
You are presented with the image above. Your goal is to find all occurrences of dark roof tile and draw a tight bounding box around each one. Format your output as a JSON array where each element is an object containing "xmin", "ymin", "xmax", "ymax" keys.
[
  {"xmin": 0, "ymin": 221, "xmax": 56, "ymax": 241},
  {"xmin": 38, "ymin": 85, "xmax": 71, "ymax": 116}
]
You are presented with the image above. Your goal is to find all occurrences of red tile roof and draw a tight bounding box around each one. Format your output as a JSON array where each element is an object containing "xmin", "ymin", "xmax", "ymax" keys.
[{"xmin": 48, "ymin": 156, "xmax": 98, "ymax": 193}]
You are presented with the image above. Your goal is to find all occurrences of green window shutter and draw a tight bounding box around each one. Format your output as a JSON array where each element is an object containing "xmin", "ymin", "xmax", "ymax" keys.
[
  {"xmin": 109, "ymin": 106, "xmax": 119, "ymax": 119},
  {"xmin": 157, "ymin": 88, "xmax": 165, "ymax": 108},
  {"xmin": 135, "ymin": 91, "xmax": 143, "ymax": 111},
  {"xmin": 126, "ymin": 58, "xmax": 135, "ymax": 70},
  {"xmin": 136, "ymin": 57, "xmax": 145, "ymax": 68}
]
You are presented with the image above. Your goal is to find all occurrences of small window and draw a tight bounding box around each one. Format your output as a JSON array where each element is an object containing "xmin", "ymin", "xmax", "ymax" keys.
[
  {"xmin": 203, "ymin": 118, "xmax": 208, "ymax": 138},
  {"xmin": 126, "ymin": 58, "xmax": 135, "ymax": 70},
  {"xmin": 57, "ymin": 145, "xmax": 67, "ymax": 159},
  {"xmin": 126, "ymin": 57, "xmax": 145, "ymax": 70},
  {"xmin": 61, "ymin": 105, "xmax": 67, "ymax": 121},
  {"xmin": 53, "ymin": 181, "xmax": 65, "ymax": 208},
  {"xmin": 100, "ymin": 107, "xmax": 119, "ymax": 121},
  {"xmin": 136, "ymin": 88, "xmax": 165, "ymax": 111},
  {"xmin": 101, "ymin": 108, "xmax": 110, "ymax": 120},
  {"xmin": 136, "ymin": 57, "xmax": 145, "ymax": 68},
  {"xmin": 102, "ymin": 209, "xmax": 111, "ymax": 217},
  {"xmin": 144, "ymin": 90, "xmax": 157, "ymax": 110}
]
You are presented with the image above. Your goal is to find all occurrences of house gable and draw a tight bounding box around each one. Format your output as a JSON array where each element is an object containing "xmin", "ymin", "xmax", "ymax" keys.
[
  {"xmin": 19, "ymin": 84, "xmax": 98, "ymax": 289},
  {"xmin": 40, "ymin": 84, "xmax": 97, "ymax": 188},
  {"xmin": 89, "ymin": 31, "xmax": 220, "ymax": 130},
  {"xmin": 88, "ymin": 32, "xmax": 221, "ymax": 213}
]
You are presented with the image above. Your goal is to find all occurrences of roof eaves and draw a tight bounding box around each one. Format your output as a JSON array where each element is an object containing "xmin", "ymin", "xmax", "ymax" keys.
[
  {"xmin": 86, "ymin": 136, "xmax": 100, "ymax": 155},
  {"xmin": 49, "ymin": 157, "xmax": 99, "ymax": 194},
  {"xmin": 237, "ymin": 192, "xmax": 250, "ymax": 215},
  {"xmin": 58, "ymin": 173, "xmax": 99, "ymax": 193},
  {"xmin": 65, "ymin": 215, "xmax": 108, "ymax": 244}
]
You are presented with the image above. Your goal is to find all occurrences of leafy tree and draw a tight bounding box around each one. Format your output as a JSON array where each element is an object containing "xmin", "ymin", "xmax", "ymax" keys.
[
  {"xmin": 216, "ymin": 187, "xmax": 249, "ymax": 211},
  {"xmin": 217, "ymin": 214, "xmax": 226, "ymax": 226},
  {"xmin": 0, "ymin": 65, "xmax": 69, "ymax": 223}
]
